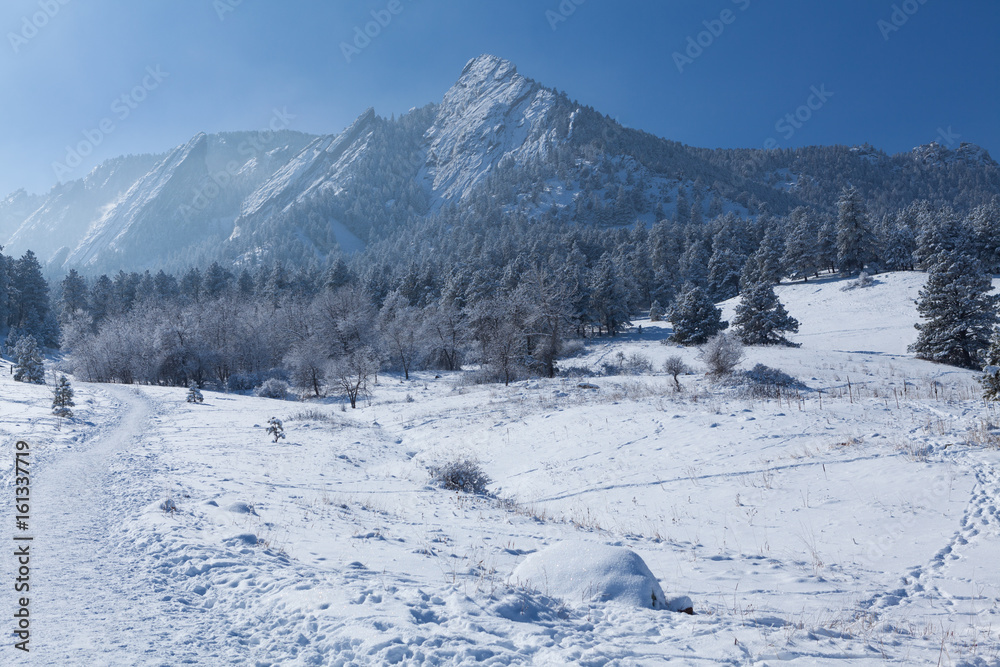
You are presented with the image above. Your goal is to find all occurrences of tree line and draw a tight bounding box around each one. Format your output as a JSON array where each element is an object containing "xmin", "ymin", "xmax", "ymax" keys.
[{"xmin": 2, "ymin": 187, "xmax": 999, "ymax": 397}]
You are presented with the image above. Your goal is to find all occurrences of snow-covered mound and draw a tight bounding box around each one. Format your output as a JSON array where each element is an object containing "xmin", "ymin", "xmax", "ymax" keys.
[{"xmin": 511, "ymin": 540, "xmax": 675, "ymax": 610}]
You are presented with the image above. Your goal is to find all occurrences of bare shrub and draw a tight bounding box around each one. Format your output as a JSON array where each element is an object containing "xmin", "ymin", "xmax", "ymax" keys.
[
  {"xmin": 429, "ymin": 459, "xmax": 492, "ymax": 494},
  {"xmin": 726, "ymin": 363, "xmax": 805, "ymax": 398},
  {"xmin": 602, "ymin": 351, "xmax": 653, "ymax": 376},
  {"xmin": 698, "ymin": 332, "xmax": 744, "ymax": 377},
  {"xmin": 254, "ymin": 378, "xmax": 292, "ymax": 400},
  {"xmin": 289, "ymin": 409, "xmax": 336, "ymax": 423}
]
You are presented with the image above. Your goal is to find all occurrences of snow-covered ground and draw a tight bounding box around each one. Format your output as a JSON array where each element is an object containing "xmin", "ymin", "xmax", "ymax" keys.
[{"xmin": 3, "ymin": 271, "xmax": 1000, "ymax": 665}]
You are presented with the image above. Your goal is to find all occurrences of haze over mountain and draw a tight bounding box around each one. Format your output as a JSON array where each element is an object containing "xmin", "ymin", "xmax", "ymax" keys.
[{"xmin": 2, "ymin": 54, "xmax": 997, "ymax": 276}]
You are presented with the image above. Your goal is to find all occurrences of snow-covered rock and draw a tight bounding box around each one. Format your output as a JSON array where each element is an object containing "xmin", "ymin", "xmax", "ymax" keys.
[{"xmin": 511, "ymin": 540, "xmax": 677, "ymax": 610}]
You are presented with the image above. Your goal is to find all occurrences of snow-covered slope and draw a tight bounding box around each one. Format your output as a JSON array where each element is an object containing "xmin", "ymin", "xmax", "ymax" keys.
[
  {"xmin": 240, "ymin": 108, "xmax": 378, "ymax": 220},
  {"xmin": 4, "ymin": 272, "xmax": 1000, "ymax": 664},
  {"xmin": 3, "ymin": 155, "xmax": 160, "ymax": 266}
]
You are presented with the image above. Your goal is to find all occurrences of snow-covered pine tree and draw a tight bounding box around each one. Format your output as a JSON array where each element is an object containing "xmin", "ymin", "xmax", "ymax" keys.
[
  {"xmin": 915, "ymin": 205, "xmax": 970, "ymax": 269},
  {"xmin": 266, "ymin": 417, "xmax": 286, "ymax": 442},
  {"xmin": 186, "ymin": 381, "xmax": 204, "ymax": 403},
  {"xmin": 588, "ymin": 254, "xmax": 632, "ymax": 336},
  {"xmin": 668, "ymin": 284, "xmax": 727, "ymax": 345},
  {"xmin": 707, "ymin": 247, "xmax": 744, "ymax": 301},
  {"xmin": 781, "ymin": 207, "xmax": 820, "ymax": 281},
  {"xmin": 52, "ymin": 375, "xmax": 75, "ymax": 419},
  {"xmin": 649, "ymin": 299, "xmax": 664, "ymax": 322},
  {"xmin": 909, "ymin": 250, "xmax": 999, "ymax": 369},
  {"xmin": 732, "ymin": 281, "xmax": 799, "ymax": 346},
  {"xmin": 674, "ymin": 188, "xmax": 690, "ymax": 224},
  {"xmin": 969, "ymin": 201, "xmax": 1000, "ymax": 273},
  {"xmin": 877, "ymin": 213, "xmax": 916, "ymax": 272},
  {"xmin": 13, "ymin": 335, "xmax": 45, "ymax": 384},
  {"xmin": 835, "ymin": 186, "xmax": 872, "ymax": 275},
  {"xmin": 981, "ymin": 336, "xmax": 1000, "ymax": 400},
  {"xmin": 676, "ymin": 237, "xmax": 710, "ymax": 289},
  {"xmin": 750, "ymin": 225, "xmax": 785, "ymax": 286},
  {"xmin": 13, "ymin": 250, "xmax": 59, "ymax": 346},
  {"xmin": 815, "ymin": 218, "xmax": 838, "ymax": 274},
  {"xmin": 59, "ymin": 269, "xmax": 89, "ymax": 323}
]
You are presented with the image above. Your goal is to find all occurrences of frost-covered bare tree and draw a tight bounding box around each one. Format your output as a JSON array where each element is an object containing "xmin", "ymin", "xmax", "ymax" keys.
[
  {"xmin": 331, "ymin": 346, "xmax": 379, "ymax": 408},
  {"xmin": 378, "ymin": 289, "xmax": 422, "ymax": 380}
]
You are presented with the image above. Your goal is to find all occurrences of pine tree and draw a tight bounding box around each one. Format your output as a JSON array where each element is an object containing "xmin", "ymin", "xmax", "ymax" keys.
[
  {"xmin": 588, "ymin": 255, "xmax": 632, "ymax": 336},
  {"xmin": 674, "ymin": 188, "xmax": 690, "ymax": 225},
  {"xmin": 969, "ymin": 201, "xmax": 1000, "ymax": 273},
  {"xmin": 13, "ymin": 335, "xmax": 45, "ymax": 384},
  {"xmin": 751, "ymin": 225, "xmax": 785, "ymax": 286},
  {"xmin": 781, "ymin": 207, "xmax": 820, "ymax": 281},
  {"xmin": 909, "ymin": 250, "xmax": 999, "ymax": 369},
  {"xmin": 981, "ymin": 336, "xmax": 1000, "ymax": 400},
  {"xmin": 180, "ymin": 268, "xmax": 203, "ymax": 304},
  {"xmin": 52, "ymin": 375, "xmax": 75, "ymax": 419},
  {"xmin": 186, "ymin": 381, "xmax": 204, "ymax": 404},
  {"xmin": 89, "ymin": 274, "xmax": 114, "ymax": 323},
  {"xmin": 12, "ymin": 250, "xmax": 58, "ymax": 345},
  {"xmin": 836, "ymin": 186, "xmax": 872, "ymax": 275},
  {"xmin": 732, "ymin": 282, "xmax": 799, "ymax": 346},
  {"xmin": 815, "ymin": 218, "xmax": 838, "ymax": 273},
  {"xmin": 59, "ymin": 269, "xmax": 89, "ymax": 322},
  {"xmin": 649, "ymin": 299, "xmax": 664, "ymax": 322},
  {"xmin": 669, "ymin": 284, "xmax": 727, "ymax": 345},
  {"xmin": 707, "ymin": 247, "xmax": 744, "ymax": 301},
  {"xmin": 203, "ymin": 262, "xmax": 233, "ymax": 299},
  {"xmin": 678, "ymin": 239, "xmax": 710, "ymax": 289},
  {"xmin": 877, "ymin": 213, "xmax": 916, "ymax": 272},
  {"xmin": 915, "ymin": 206, "xmax": 970, "ymax": 268}
]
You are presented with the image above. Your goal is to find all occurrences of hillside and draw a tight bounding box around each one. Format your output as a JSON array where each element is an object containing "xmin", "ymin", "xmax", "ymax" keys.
[{"xmin": 3, "ymin": 272, "xmax": 999, "ymax": 664}]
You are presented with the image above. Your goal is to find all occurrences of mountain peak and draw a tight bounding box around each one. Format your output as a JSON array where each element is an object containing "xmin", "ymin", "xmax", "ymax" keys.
[
  {"xmin": 456, "ymin": 54, "xmax": 521, "ymax": 92},
  {"xmin": 911, "ymin": 140, "xmax": 997, "ymax": 168}
]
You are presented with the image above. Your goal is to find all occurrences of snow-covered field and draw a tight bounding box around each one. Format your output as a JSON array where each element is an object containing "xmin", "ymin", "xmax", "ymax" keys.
[{"xmin": 3, "ymin": 271, "xmax": 1000, "ymax": 665}]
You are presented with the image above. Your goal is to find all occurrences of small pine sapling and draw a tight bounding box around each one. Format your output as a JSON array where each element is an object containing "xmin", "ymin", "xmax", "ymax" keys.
[
  {"xmin": 266, "ymin": 417, "xmax": 285, "ymax": 442},
  {"xmin": 52, "ymin": 375, "xmax": 75, "ymax": 419},
  {"xmin": 186, "ymin": 381, "xmax": 204, "ymax": 404}
]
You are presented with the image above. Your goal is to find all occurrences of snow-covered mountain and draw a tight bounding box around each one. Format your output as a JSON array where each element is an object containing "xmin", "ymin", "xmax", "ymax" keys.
[{"xmin": 2, "ymin": 54, "xmax": 998, "ymax": 275}]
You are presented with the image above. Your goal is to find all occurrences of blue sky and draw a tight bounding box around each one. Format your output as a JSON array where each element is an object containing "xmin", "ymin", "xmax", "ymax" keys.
[{"xmin": 2, "ymin": 0, "xmax": 998, "ymax": 196}]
